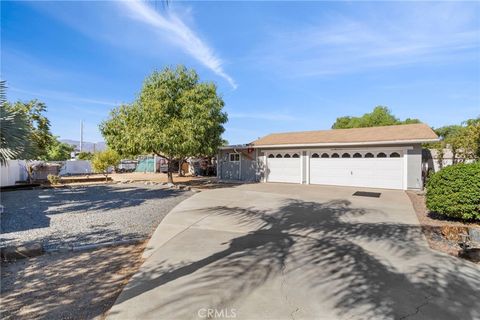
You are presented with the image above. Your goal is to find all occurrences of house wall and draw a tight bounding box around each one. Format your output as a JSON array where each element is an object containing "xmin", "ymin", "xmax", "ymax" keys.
[
  {"xmin": 406, "ymin": 144, "xmax": 422, "ymax": 190},
  {"xmin": 218, "ymin": 149, "xmax": 258, "ymax": 181},
  {"xmin": 220, "ymin": 143, "xmax": 425, "ymax": 190}
]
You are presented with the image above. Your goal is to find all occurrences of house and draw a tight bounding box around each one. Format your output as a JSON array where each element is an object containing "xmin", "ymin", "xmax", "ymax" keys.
[{"xmin": 217, "ymin": 123, "xmax": 438, "ymax": 190}]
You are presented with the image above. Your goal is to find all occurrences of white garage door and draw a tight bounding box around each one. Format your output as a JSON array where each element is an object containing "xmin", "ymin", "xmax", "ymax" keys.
[
  {"xmin": 309, "ymin": 151, "xmax": 404, "ymax": 190},
  {"xmin": 267, "ymin": 151, "xmax": 301, "ymax": 183}
]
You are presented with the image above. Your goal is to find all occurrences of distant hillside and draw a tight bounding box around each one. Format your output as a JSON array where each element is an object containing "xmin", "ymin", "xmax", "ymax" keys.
[{"xmin": 60, "ymin": 139, "xmax": 106, "ymax": 153}]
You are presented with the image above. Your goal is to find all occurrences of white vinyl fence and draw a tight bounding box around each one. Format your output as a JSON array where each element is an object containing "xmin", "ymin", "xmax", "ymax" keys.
[
  {"xmin": 1, "ymin": 160, "xmax": 29, "ymax": 187},
  {"xmin": 58, "ymin": 160, "xmax": 92, "ymax": 175},
  {"xmin": 1, "ymin": 160, "xmax": 93, "ymax": 187}
]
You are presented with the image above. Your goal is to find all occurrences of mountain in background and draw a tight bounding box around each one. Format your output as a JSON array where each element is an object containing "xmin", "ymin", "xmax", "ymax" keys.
[{"xmin": 60, "ymin": 139, "xmax": 106, "ymax": 153}]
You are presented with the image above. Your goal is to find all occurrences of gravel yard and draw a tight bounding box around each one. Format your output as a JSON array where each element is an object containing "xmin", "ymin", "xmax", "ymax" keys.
[{"xmin": 0, "ymin": 183, "xmax": 192, "ymax": 250}]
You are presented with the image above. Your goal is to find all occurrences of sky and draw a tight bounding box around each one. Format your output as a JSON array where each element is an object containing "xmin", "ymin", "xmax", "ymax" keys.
[{"xmin": 2, "ymin": 1, "xmax": 479, "ymax": 144}]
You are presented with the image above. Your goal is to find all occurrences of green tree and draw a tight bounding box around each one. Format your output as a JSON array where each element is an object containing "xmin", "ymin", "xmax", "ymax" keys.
[
  {"xmin": 430, "ymin": 117, "xmax": 480, "ymax": 165},
  {"xmin": 100, "ymin": 65, "xmax": 228, "ymax": 183},
  {"xmin": 331, "ymin": 106, "xmax": 421, "ymax": 129},
  {"xmin": 92, "ymin": 149, "xmax": 120, "ymax": 181},
  {"xmin": 44, "ymin": 138, "xmax": 75, "ymax": 161},
  {"xmin": 77, "ymin": 151, "xmax": 94, "ymax": 160},
  {"xmin": 4, "ymin": 99, "xmax": 53, "ymax": 158},
  {"xmin": 0, "ymin": 81, "xmax": 33, "ymax": 164}
]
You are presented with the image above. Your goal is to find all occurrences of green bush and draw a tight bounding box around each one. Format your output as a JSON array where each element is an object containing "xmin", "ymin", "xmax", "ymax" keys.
[
  {"xmin": 426, "ymin": 161, "xmax": 480, "ymax": 221},
  {"xmin": 47, "ymin": 174, "xmax": 61, "ymax": 185}
]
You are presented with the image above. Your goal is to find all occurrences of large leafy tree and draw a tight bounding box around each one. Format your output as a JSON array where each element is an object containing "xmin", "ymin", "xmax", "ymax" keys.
[
  {"xmin": 331, "ymin": 106, "xmax": 421, "ymax": 129},
  {"xmin": 0, "ymin": 81, "xmax": 33, "ymax": 164},
  {"xmin": 100, "ymin": 65, "xmax": 228, "ymax": 183},
  {"xmin": 3, "ymin": 99, "xmax": 53, "ymax": 159},
  {"xmin": 44, "ymin": 138, "xmax": 75, "ymax": 161},
  {"xmin": 431, "ymin": 117, "xmax": 480, "ymax": 167}
]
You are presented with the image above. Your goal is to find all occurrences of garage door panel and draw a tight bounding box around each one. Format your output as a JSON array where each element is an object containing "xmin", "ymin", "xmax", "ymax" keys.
[
  {"xmin": 267, "ymin": 158, "xmax": 301, "ymax": 184},
  {"xmin": 310, "ymin": 154, "xmax": 403, "ymax": 190}
]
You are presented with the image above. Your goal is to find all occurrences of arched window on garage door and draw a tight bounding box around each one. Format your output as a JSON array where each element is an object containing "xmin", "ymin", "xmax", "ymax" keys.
[
  {"xmin": 292, "ymin": 153, "xmax": 300, "ymax": 158},
  {"xmin": 365, "ymin": 152, "xmax": 374, "ymax": 158},
  {"xmin": 311, "ymin": 153, "xmax": 319, "ymax": 158},
  {"xmin": 321, "ymin": 153, "xmax": 329, "ymax": 158},
  {"xmin": 353, "ymin": 152, "xmax": 362, "ymax": 158},
  {"xmin": 284, "ymin": 154, "xmax": 291, "ymax": 158},
  {"xmin": 276, "ymin": 154, "xmax": 283, "ymax": 158},
  {"xmin": 342, "ymin": 153, "xmax": 351, "ymax": 158},
  {"xmin": 390, "ymin": 152, "xmax": 400, "ymax": 157},
  {"xmin": 377, "ymin": 152, "xmax": 387, "ymax": 158},
  {"xmin": 331, "ymin": 153, "xmax": 340, "ymax": 158},
  {"xmin": 268, "ymin": 154, "xmax": 275, "ymax": 158}
]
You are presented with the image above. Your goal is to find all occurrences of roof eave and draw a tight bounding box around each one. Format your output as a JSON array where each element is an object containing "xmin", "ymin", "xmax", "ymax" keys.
[{"xmin": 252, "ymin": 138, "xmax": 439, "ymax": 149}]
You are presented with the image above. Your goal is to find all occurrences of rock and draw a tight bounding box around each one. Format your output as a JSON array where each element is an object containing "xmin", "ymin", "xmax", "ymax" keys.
[
  {"xmin": 1, "ymin": 243, "xmax": 44, "ymax": 260},
  {"xmin": 166, "ymin": 183, "xmax": 175, "ymax": 188},
  {"xmin": 468, "ymin": 228, "xmax": 480, "ymax": 243}
]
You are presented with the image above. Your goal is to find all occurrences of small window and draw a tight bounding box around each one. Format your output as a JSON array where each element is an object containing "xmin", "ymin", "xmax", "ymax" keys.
[
  {"xmin": 390, "ymin": 152, "xmax": 400, "ymax": 158},
  {"xmin": 229, "ymin": 153, "xmax": 240, "ymax": 162},
  {"xmin": 321, "ymin": 153, "xmax": 329, "ymax": 158},
  {"xmin": 342, "ymin": 153, "xmax": 351, "ymax": 158},
  {"xmin": 377, "ymin": 152, "xmax": 387, "ymax": 158},
  {"xmin": 276, "ymin": 154, "xmax": 283, "ymax": 158},
  {"xmin": 365, "ymin": 152, "xmax": 374, "ymax": 158},
  {"xmin": 292, "ymin": 153, "xmax": 300, "ymax": 158},
  {"xmin": 284, "ymin": 154, "xmax": 291, "ymax": 158},
  {"xmin": 311, "ymin": 153, "xmax": 319, "ymax": 158},
  {"xmin": 268, "ymin": 154, "xmax": 274, "ymax": 158},
  {"xmin": 331, "ymin": 153, "xmax": 339, "ymax": 158},
  {"xmin": 353, "ymin": 153, "xmax": 362, "ymax": 158}
]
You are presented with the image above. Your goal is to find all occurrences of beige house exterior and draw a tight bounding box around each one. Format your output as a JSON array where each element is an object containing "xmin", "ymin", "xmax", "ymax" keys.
[{"xmin": 218, "ymin": 123, "xmax": 439, "ymax": 190}]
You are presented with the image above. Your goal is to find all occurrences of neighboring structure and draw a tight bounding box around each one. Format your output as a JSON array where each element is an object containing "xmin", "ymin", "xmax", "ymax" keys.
[
  {"xmin": 218, "ymin": 123, "xmax": 438, "ymax": 190},
  {"xmin": 422, "ymin": 148, "xmax": 476, "ymax": 174}
]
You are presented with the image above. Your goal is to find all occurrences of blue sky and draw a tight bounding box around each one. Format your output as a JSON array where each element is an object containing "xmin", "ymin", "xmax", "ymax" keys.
[{"xmin": 2, "ymin": 1, "xmax": 479, "ymax": 144}]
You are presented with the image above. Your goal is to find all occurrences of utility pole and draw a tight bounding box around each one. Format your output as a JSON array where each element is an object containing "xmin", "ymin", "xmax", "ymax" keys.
[{"xmin": 80, "ymin": 120, "xmax": 84, "ymax": 153}]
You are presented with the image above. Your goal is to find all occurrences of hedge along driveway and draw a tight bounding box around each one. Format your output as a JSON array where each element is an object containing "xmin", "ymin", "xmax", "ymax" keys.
[
  {"xmin": 0, "ymin": 183, "xmax": 192, "ymax": 250},
  {"xmin": 426, "ymin": 161, "xmax": 480, "ymax": 220}
]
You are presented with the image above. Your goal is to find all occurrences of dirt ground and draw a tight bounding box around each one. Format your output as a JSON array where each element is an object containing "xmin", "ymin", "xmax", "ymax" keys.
[
  {"xmin": 1, "ymin": 243, "xmax": 146, "ymax": 320},
  {"xmin": 58, "ymin": 173, "xmax": 240, "ymax": 190},
  {"xmin": 406, "ymin": 191, "xmax": 480, "ymax": 259}
]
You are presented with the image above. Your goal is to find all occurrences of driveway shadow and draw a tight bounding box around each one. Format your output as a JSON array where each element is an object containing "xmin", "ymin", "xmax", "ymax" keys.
[{"xmin": 111, "ymin": 198, "xmax": 480, "ymax": 319}]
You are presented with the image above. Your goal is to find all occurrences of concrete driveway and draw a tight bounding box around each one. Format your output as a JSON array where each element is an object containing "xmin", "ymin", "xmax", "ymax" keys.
[{"xmin": 108, "ymin": 183, "xmax": 480, "ymax": 320}]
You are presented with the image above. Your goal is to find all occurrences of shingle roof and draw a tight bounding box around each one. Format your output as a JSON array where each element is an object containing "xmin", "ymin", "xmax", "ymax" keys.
[{"xmin": 251, "ymin": 123, "xmax": 438, "ymax": 146}]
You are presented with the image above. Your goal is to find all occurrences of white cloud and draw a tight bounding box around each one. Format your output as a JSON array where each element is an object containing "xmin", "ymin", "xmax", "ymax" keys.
[
  {"xmin": 253, "ymin": 2, "xmax": 480, "ymax": 77},
  {"xmin": 121, "ymin": 0, "xmax": 237, "ymax": 89}
]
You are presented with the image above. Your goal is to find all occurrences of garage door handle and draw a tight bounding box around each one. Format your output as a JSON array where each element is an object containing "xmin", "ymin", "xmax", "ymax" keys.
[{"xmin": 351, "ymin": 171, "xmax": 353, "ymax": 175}]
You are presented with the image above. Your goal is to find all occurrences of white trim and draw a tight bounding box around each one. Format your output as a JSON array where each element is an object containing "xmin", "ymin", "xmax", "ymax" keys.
[
  {"xmin": 263, "ymin": 153, "xmax": 267, "ymax": 183},
  {"xmin": 306, "ymin": 150, "xmax": 310, "ymax": 184},
  {"xmin": 254, "ymin": 138, "xmax": 438, "ymax": 149},
  {"xmin": 403, "ymin": 147, "xmax": 409, "ymax": 190},
  {"xmin": 300, "ymin": 151, "xmax": 304, "ymax": 184}
]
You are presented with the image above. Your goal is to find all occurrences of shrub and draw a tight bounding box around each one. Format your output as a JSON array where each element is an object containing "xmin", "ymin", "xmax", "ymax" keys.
[
  {"xmin": 92, "ymin": 149, "xmax": 120, "ymax": 181},
  {"xmin": 426, "ymin": 161, "xmax": 480, "ymax": 221},
  {"xmin": 47, "ymin": 174, "xmax": 61, "ymax": 185}
]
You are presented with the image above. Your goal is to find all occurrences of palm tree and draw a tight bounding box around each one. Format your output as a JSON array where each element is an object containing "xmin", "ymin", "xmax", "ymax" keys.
[{"xmin": 0, "ymin": 81, "xmax": 32, "ymax": 165}]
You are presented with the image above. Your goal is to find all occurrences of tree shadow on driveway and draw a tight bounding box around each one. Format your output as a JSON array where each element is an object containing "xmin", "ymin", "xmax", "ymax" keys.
[{"xmin": 111, "ymin": 198, "xmax": 480, "ymax": 319}]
